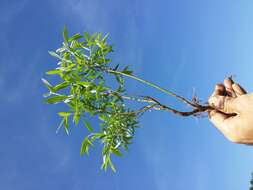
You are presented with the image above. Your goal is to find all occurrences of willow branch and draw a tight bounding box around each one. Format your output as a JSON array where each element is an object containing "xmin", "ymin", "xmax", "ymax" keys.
[
  {"xmin": 144, "ymin": 96, "xmax": 213, "ymax": 117},
  {"xmin": 106, "ymin": 69, "xmax": 198, "ymax": 108}
]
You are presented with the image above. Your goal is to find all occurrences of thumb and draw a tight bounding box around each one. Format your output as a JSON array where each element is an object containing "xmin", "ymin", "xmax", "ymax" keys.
[{"xmin": 208, "ymin": 95, "xmax": 238, "ymax": 114}]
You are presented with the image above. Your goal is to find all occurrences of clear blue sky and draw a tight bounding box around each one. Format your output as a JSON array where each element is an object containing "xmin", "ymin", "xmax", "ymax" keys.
[{"xmin": 1, "ymin": 0, "xmax": 253, "ymax": 189}]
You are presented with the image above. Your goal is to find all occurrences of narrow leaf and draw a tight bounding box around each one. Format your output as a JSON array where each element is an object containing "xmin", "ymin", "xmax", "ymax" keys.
[
  {"xmin": 64, "ymin": 116, "xmax": 69, "ymax": 135},
  {"xmin": 111, "ymin": 149, "xmax": 122, "ymax": 157},
  {"xmin": 63, "ymin": 26, "xmax": 68, "ymax": 44},
  {"xmin": 69, "ymin": 33, "xmax": 83, "ymax": 42},
  {"xmin": 48, "ymin": 51, "xmax": 61, "ymax": 60},
  {"xmin": 76, "ymin": 81, "xmax": 93, "ymax": 87},
  {"xmin": 84, "ymin": 120, "xmax": 93, "ymax": 132},
  {"xmin": 102, "ymin": 33, "xmax": 109, "ymax": 42},
  {"xmin": 99, "ymin": 114, "xmax": 107, "ymax": 122},
  {"xmin": 58, "ymin": 112, "xmax": 71, "ymax": 117},
  {"xmin": 45, "ymin": 95, "xmax": 69, "ymax": 104},
  {"xmin": 80, "ymin": 137, "xmax": 93, "ymax": 156},
  {"xmin": 108, "ymin": 158, "xmax": 116, "ymax": 172},
  {"xmin": 56, "ymin": 117, "xmax": 65, "ymax": 134},
  {"xmin": 41, "ymin": 78, "xmax": 55, "ymax": 92},
  {"xmin": 73, "ymin": 113, "xmax": 80, "ymax": 125},
  {"xmin": 113, "ymin": 64, "xmax": 119, "ymax": 71},
  {"xmin": 54, "ymin": 81, "xmax": 69, "ymax": 92},
  {"xmin": 46, "ymin": 70, "xmax": 62, "ymax": 75},
  {"xmin": 121, "ymin": 70, "xmax": 133, "ymax": 75},
  {"xmin": 84, "ymin": 32, "xmax": 90, "ymax": 42}
]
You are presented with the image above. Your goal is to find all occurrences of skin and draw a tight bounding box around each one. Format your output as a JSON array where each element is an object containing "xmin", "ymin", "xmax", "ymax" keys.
[{"xmin": 208, "ymin": 78, "xmax": 253, "ymax": 144}]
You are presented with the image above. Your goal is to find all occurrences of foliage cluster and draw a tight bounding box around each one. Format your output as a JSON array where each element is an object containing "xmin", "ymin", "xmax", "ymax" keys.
[{"xmin": 43, "ymin": 27, "xmax": 139, "ymax": 172}]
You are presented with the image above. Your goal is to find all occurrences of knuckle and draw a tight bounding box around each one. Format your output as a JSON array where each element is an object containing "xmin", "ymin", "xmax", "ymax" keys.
[
  {"xmin": 223, "ymin": 97, "xmax": 235, "ymax": 113},
  {"xmin": 208, "ymin": 96, "xmax": 223, "ymax": 109}
]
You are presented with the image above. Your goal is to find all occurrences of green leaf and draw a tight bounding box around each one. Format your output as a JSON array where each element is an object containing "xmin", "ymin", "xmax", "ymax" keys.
[
  {"xmin": 113, "ymin": 64, "xmax": 119, "ymax": 71},
  {"xmin": 41, "ymin": 78, "xmax": 55, "ymax": 92},
  {"xmin": 99, "ymin": 114, "xmax": 107, "ymax": 122},
  {"xmin": 48, "ymin": 51, "xmax": 61, "ymax": 60},
  {"xmin": 63, "ymin": 64, "xmax": 76, "ymax": 72},
  {"xmin": 108, "ymin": 158, "xmax": 116, "ymax": 172},
  {"xmin": 96, "ymin": 33, "xmax": 102, "ymax": 41},
  {"xmin": 123, "ymin": 65, "xmax": 129, "ymax": 71},
  {"xmin": 122, "ymin": 65, "xmax": 133, "ymax": 75},
  {"xmin": 84, "ymin": 119, "xmax": 93, "ymax": 132},
  {"xmin": 102, "ymin": 33, "xmax": 109, "ymax": 42},
  {"xmin": 96, "ymin": 82, "xmax": 104, "ymax": 98},
  {"xmin": 101, "ymin": 155, "xmax": 109, "ymax": 171},
  {"xmin": 43, "ymin": 92, "xmax": 51, "ymax": 98},
  {"xmin": 69, "ymin": 33, "xmax": 83, "ymax": 42},
  {"xmin": 76, "ymin": 81, "xmax": 93, "ymax": 87},
  {"xmin": 58, "ymin": 112, "xmax": 71, "ymax": 117},
  {"xmin": 102, "ymin": 144, "xmax": 108, "ymax": 154},
  {"xmin": 80, "ymin": 140, "xmax": 86, "ymax": 156},
  {"xmin": 101, "ymin": 154, "xmax": 116, "ymax": 172},
  {"xmin": 56, "ymin": 117, "xmax": 65, "ymax": 134},
  {"xmin": 111, "ymin": 149, "xmax": 122, "ymax": 157},
  {"xmin": 91, "ymin": 32, "xmax": 98, "ymax": 41},
  {"xmin": 46, "ymin": 69, "xmax": 62, "ymax": 75},
  {"xmin": 80, "ymin": 137, "xmax": 93, "ymax": 156},
  {"xmin": 64, "ymin": 116, "xmax": 69, "ymax": 135},
  {"xmin": 112, "ymin": 93, "xmax": 123, "ymax": 102},
  {"xmin": 73, "ymin": 112, "xmax": 80, "ymax": 125},
  {"xmin": 91, "ymin": 133, "xmax": 106, "ymax": 141},
  {"xmin": 115, "ymin": 75, "xmax": 124, "ymax": 85},
  {"xmin": 63, "ymin": 26, "xmax": 68, "ymax": 44},
  {"xmin": 45, "ymin": 95, "xmax": 69, "ymax": 104},
  {"xmin": 121, "ymin": 70, "xmax": 133, "ymax": 75},
  {"xmin": 84, "ymin": 32, "xmax": 90, "ymax": 42},
  {"xmin": 54, "ymin": 81, "xmax": 69, "ymax": 92}
]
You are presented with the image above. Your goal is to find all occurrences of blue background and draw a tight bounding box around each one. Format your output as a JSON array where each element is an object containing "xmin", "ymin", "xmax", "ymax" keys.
[{"xmin": 1, "ymin": 0, "xmax": 253, "ymax": 189}]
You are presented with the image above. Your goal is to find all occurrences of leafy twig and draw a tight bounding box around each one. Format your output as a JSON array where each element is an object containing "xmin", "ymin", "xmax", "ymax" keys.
[{"xmin": 43, "ymin": 27, "xmax": 214, "ymax": 172}]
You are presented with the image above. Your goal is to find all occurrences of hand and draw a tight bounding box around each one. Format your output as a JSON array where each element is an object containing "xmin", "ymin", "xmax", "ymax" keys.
[{"xmin": 208, "ymin": 78, "xmax": 253, "ymax": 144}]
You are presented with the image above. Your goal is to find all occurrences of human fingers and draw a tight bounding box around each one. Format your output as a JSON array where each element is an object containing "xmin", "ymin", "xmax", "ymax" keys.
[
  {"xmin": 208, "ymin": 95, "xmax": 239, "ymax": 114},
  {"xmin": 224, "ymin": 78, "xmax": 236, "ymax": 97},
  {"xmin": 211, "ymin": 84, "xmax": 226, "ymax": 97},
  {"xmin": 209, "ymin": 110, "xmax": 242, "ymax": 143},
  {"xmin": 232, "ymin": 83, "xmax": 247, "ymax": 96}
]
